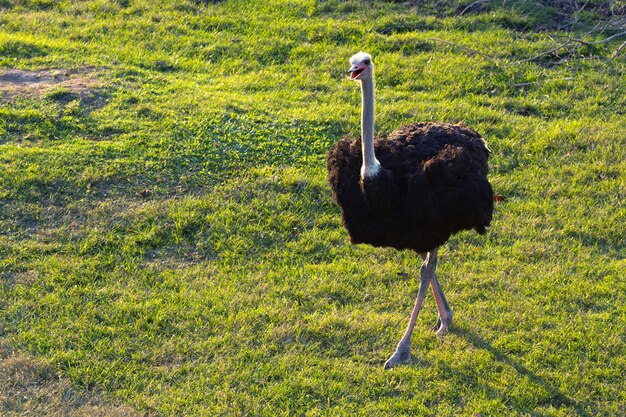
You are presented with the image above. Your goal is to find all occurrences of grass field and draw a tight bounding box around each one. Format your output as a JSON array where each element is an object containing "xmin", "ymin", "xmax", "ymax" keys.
[{"xmin": 1, "ymin": 0, "xmax": 625, "ymax": 415}]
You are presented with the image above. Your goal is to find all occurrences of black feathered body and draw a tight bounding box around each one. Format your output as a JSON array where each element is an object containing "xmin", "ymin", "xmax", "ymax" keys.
[{"xmin": 327, "ymin": 122, "xmax": 493, "ymax": 253}]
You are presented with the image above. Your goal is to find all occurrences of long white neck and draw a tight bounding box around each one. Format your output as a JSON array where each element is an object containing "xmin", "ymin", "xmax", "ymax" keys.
[{"xmin": 359, "ymin": 73, "xmax": 381, "ymax": 179}]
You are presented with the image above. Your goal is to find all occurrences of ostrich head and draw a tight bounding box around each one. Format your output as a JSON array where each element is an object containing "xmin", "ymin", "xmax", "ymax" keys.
[{"xmin": 349, "ymin": 52, "xmax": 373, "ymax": 81}]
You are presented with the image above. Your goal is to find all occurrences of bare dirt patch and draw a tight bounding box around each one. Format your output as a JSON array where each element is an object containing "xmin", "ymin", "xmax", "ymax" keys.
[{"xmin": 0, "ymin": 67, "xmax": 104, "ymax": 101}]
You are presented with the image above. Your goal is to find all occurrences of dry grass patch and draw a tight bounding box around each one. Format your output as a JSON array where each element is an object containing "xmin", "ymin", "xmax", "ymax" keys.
[
  {"xmin": 0, "ymin": 67, "xmax": 104, "ymax": 102},
  {"xmin": 0, "ymin": 344, "xmax": 145, "ymax": 417}
]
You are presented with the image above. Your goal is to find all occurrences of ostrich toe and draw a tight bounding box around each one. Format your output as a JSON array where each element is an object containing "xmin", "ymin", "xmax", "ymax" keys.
[
  {"xmin": 432, "ymin": 311, "xmax": 453, "ymax": 336},
  {"xmin": 384, "ymin": 342, "xmax": 411, "ymax": 369}
]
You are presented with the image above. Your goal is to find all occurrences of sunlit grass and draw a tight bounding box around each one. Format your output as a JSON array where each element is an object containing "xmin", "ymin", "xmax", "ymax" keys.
[{"xmin": 1, "ymin": 0, "xmax": 625, "ymax": 415}]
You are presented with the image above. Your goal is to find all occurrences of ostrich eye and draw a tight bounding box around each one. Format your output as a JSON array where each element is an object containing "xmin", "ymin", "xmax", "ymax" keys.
[{"xmin": 363, "ymin": 59, "xmax": 371, "ymax": 65}]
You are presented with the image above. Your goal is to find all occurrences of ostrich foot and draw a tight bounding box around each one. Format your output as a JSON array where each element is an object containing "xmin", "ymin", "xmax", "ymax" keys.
[
  {"xmin": 384, "ymin": 341, "xmax": 411, "ymax": 370},
  {"xmin": 431, "ymin": 311, "xmax": 453, "ymax": 336},
  {"xmin": 431, "ymin": 317, "xmax": 442, "ymax": 332}
]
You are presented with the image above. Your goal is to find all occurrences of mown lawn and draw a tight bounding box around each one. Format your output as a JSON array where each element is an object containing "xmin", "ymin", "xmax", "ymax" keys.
[{"xmin": 1, "ymin": 0, "xmax": 625, "ymax": 415}]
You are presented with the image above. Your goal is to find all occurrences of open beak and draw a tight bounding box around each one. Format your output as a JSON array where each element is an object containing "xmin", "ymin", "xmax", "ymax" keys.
[{"xmin": 349, "ymin": 64, "xmax": 367, "ymax": 80}]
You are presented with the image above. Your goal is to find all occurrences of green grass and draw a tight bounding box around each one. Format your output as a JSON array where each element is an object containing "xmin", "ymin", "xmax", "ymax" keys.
[{"xmin": 1, "ymin": 0, "xmax": 625, "ymax": 415}]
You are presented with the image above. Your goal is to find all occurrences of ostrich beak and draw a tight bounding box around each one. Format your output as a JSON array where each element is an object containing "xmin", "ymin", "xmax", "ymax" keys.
[{"xmin": 349, "ymin": 64, "xmax": 367, "ymax": 80}]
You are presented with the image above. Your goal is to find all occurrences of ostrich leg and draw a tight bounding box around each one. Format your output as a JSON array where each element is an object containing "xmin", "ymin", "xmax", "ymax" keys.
[
  {"xmin": 384, "ymin": 249, "xmax": 438, "ymax": 369},
  {"xmin": 430, "ymin": 274, "xmax": 453, "ymax": 335}
]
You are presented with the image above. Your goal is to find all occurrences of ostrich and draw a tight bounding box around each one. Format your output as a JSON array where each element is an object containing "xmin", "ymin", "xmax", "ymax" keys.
[{"xmin": 327, "ymin": 52, "xmax": 494, "ymax": 369}]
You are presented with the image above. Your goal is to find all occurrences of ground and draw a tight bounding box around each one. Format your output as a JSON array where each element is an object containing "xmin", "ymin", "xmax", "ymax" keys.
[{"xmin": 0, "ymin": 0, "xmax": 625, "ymax": 416}]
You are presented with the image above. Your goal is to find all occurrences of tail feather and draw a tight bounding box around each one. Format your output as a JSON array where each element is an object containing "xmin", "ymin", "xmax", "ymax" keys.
[{"xmin": 475, "ymin": 225, "xmax": 488, "ymax": 235}]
